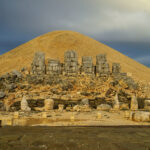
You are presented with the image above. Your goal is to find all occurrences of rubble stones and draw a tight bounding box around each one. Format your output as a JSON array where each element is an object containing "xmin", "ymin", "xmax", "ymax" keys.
[
  {"xmin": 31, "ymin": 52, "xmax": 46, "ymax": 75},
  {"xmin": 97, "ymin": 104, "xmax": 112, "ymax": 111},
  {"xmin": 130, "ymin": 95, "xmax": 138, "ymax": 110}
]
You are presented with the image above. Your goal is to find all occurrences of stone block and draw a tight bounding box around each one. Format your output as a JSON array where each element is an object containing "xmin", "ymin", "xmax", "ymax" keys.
[{"xmin": 97, "ymin": 104, "xmax": 112, "ymax": 111}]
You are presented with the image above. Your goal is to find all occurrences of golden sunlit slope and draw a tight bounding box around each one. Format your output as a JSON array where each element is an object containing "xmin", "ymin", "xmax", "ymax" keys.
[{"xmin": 0, "ymin": 30, "xmax": 150, "ymax": 82}]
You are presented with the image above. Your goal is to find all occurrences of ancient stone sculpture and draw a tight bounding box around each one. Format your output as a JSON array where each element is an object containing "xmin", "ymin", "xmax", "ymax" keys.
[
  {"xmin": 96, "ymin": 54, "xmax": 110, "ymax": 77},
  {"xmin": 64, "ymin": 50, "xmax": 78, "ymax": 75},
  {"xmin": 46, "ymin": 59, "xmax": 61, "ymax": 75},
  {"xmin": 81, "ymin": 56, "xmax": 94, "ymax": 75},
  {"xmin": 112, "ymin": 63, "xmax": 121, "ymax": 74},
  {"xmin": 130, "ymin": 94, "xmax": 138, "ymax": 110},
  {"xmin": 144, "ymin": 100, "xmax": 150, "ymax": 110},
  {"xmin": 44, "ymin": 99, "xmax": 54, "ymax": 111},
  {"xmin": 31, "ymin": 52, "xmax": 46, "ymax": 75},
  {"xmin": 21, "ymin": 96, "xmax": 31, "ymax": 111},
  {"xmin": 113, "ymin": 93, "xmax": 120, "ymax": 110}
]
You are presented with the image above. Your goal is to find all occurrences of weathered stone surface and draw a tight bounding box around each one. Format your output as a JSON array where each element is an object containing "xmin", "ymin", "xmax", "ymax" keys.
[
  {"xmin": 31, "ymin": 52, "xmax": 46, "ymax": 75},
  {"xmin": 73, "ymin": 105, "xmax": 91, "ymax": 112},
  {"xmin": 64, "ymin": 50, "xmax": 78, "ymax": 75},
  {"xmin": 112, "ymin": 63, "xmax": 121, "ymax": 74},
  {"xmin": 81, "ymin": 56, "xmax": 94, "ymax": 75},
  {"xmin": 97, "ymin": 104, "xmax": 112, "ymax": 111},
  {"xmin": 113, "ymin": 93, "xmax": 120, "ymax": 110},
  {"xmin": 120, "ymin": 103, "xmax": 129, "ymax": 110},
  {"xmin": 11, "ymin": 70, "xmax": 22, "ymax": 78},
  {"xmin": 80, "ymin": 98, "xmax": 89, "ymax": 105},
  {"xmin": 96, "ymin": 54, "xmax": 110, "ymax": 77},
  {"xmin": 21, "ymin": 96, "xmax": 31, "ymax": 112},
  {"xmin": 0, "ymin": 91, "xmax": 5, "ymax": 99},
  {"xmin": 58, "ymin": 104, "xmax": 64, "ymax": 112},
  {"xmin": 44, "ymin": 99, "xmax": 54, "ymax": 111},
  {"xmin": 132, "ymin": 111, "xmax": 150, "ymax": 122},
  {"xmin": 144, "ymin": 100, "xmax": 150, "ymax": 110},
  {"xmin": 46, "ymin": 59, "xmax": 61, "ymax": 75},
  {"xmin": 130, "ymin": 95, "xmax": 138, "ymax": 110}
]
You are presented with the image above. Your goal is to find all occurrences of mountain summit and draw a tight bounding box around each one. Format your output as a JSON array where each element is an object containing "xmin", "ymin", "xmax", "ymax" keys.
[{"xmin": 0, "ymin": 30, "xmax": 150, "ymax": 81}]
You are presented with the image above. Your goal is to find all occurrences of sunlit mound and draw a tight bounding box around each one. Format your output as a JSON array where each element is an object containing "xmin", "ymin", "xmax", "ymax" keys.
[{"xmin": 0, "ymin": 30, "xmax": 150, "ymax": 82}]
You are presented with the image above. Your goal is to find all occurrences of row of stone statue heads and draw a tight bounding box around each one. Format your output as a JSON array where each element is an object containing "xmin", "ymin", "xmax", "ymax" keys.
[{"xmin": 31, "ymin": 50, "xmax": 121, "ymax": 76}]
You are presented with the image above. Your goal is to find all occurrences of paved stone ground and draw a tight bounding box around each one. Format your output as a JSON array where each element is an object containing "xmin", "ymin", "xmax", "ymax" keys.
[{"xmin": 0, "ymin": 127, "xmax": 150, "ymax": 150}]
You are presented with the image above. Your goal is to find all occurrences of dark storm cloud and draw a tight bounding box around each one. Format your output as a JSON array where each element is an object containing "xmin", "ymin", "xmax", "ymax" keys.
[{"xmin": 0, "ymin": 0, "xmax": 150, "ymax": 67}]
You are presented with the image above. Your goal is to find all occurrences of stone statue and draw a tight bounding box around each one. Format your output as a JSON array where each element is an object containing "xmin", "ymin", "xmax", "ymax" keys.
[
  {"xmin": 130, "ymin": 94, "xmax": 138, "ymax": 110},
  {"xmin": 21, "ymin": 96, "xmax": 31, "ymax": 111},
  {"xmin": 96, "ymin": 54, "xmax": 110, "ymax": 77},
  {"xmin": 44, "ymin": 99, "xmax": 54, "ymax": 111},
  {"xmin": 113, "ymin": 93, "xmax": 120, "ymax": 110}
]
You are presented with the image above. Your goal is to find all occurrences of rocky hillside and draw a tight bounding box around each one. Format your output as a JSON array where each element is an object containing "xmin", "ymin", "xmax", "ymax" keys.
[{"xmin": 0, "ymin": 30, "xmax": 150, "ymax": 82}]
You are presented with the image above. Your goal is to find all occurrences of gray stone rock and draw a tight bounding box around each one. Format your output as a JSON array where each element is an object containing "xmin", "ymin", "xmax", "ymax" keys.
[
  {"xmin": 0, "ymin": 91, "xmax": 5, "ymax": 99},
  {"xmin": 97, "ymin": 104, "xmax": 112, "ymax": 111},
  {"xmin": 96, "ymin": 54, "xmax": 110, "ymax": 77},
  {"xmin": 31, "ymin": 52, "xmax": 46, "ymax": 75},
  {"xmin": 81, "ymin": 56, "xmax": 94, "ymax": 75},
  {"xmin": 64, "ymin": 50, "xmax": 78, "ymax": 75},
  {"xmin": 11, "ymin": 70, "xmax": 22, "ymax": 78},
  {"xmin": 80, "ymin": 98, "xmax": 89, "ymax": 105}
]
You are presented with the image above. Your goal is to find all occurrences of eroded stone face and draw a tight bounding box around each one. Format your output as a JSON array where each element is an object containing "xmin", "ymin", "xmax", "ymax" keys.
[
  {"xmin": 46, "ymin": 59, "xmax": 61, "ymax": 75},
  {"xmin": 44, "ymin": 99, "xmax": 54, "ymax": 111},
  {"xmin": 31, "ymin": 52, "xmax": 46, "ymax": 75},
  {"xmin": 21, "ymin": 96, "xmax": 31, "ymax": 112}
]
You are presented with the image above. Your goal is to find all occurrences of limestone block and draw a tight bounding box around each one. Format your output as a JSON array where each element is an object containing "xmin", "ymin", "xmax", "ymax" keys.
[
  {"xmin": 97, "ymin": 104, "xmax": 112, "ymax": 111},
  {"xmin": 58, "ymin": 104, "xmax": 64, "ymax": 112},
  {"xmin": 124, "ymin": 111, "xmax": 130, "ymax": 118},
  {"xmin": 97, "ymin": 112, "xmax": 102, "ymax": 119},
  {"xmin": 80, "ymin": 98, "xmax": 89, "ymax": 105},
  {"xmin": 42, "ymin": 112, "xmax": 47, "ymax": 118},
  {"xmin": 132, "ymin": 112, "xmax": 150, "ymax": 122},
  {"xmin": 144, "ymin": 100, "xmax": 150, "ymax": 110},
  {"xmin": 44, "ymin": 99, "xmax": 54, "ymax": 111},
  {"xmin": 14, "ymin": 112, "xmax": 19, "ymax": 119},
  {"xmin": 130, "ymin": 95, "xmax": 138, "ymax": 110},
  {"xmin": 21, "ymin": 96, "xmax": 31, "ymax": 112},
  {"xmin": 113, "ymin": 94, "xmax": 120, "ymax": 110},
  {"xmin": 120, "ymin": 103, "xmax": 129, "ymax": 110}
]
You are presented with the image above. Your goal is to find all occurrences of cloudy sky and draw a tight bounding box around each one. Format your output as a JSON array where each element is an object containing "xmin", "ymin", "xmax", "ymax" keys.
[{"xmin": 0, "ymin": 0, "xmax": 150, "ymax": 67}]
